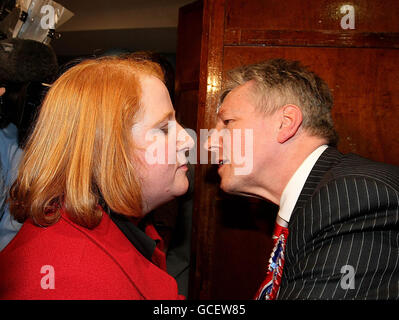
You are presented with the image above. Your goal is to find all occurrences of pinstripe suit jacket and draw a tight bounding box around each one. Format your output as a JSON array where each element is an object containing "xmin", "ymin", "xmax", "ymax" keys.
[{"xmin": 278, "ymin": 147, "xmax": 399, "ymax": 300}]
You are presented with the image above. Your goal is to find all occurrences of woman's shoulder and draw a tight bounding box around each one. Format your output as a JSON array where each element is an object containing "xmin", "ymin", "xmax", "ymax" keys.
[
  {"xmin": 0, "ymin": 211, "xmax": 124, "ymax": 261},
  {"xmin": 0, "ymin": 212, "xmax": 145, "ymax": 299},
  {"xmin": 2, "ymin": 214, "xmax": 91, "ymax": 251},
  {"xmin": 0, "ymin": 212, "xmax": 182, "ymax": 299}
]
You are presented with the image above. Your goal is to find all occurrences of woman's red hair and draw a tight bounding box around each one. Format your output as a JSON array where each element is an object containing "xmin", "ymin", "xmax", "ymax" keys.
[{"xmin": 9, "ymin": 56, "xmax": 164, "ymax": 228}]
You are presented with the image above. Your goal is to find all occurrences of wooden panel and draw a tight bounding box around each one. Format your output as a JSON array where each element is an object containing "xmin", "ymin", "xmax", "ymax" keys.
[
  {"xmin": 174, "ymin": 1, "xmax": 204, "ymax": 298},
  {"xmin": 189, "ymin": 0, "xmax": 227, "ymax": 300},
  {"xmin": 175, "ymin": 89, "xmax": 199, "ymax": 130},
  {"xmin": 224, "ymin": 29, "xmax": 399, "ymax": 48},
  {"xmin": 175, "ymin": 1, "xmax": 203, "ymax": 91},
  {"xmin": 211, "ymin": 195, "xmax": 277, "ymax": 299},
  {"xmin": 223, "ymin": 46, "xmax": 399, "ymax": 166},
  {"xmin": 175, "ymin": 1, "xmax": 203, "ymax": 131},
  {"xmin": 225, "ymin": 0, "xmax": 399, "ymax": 32}
]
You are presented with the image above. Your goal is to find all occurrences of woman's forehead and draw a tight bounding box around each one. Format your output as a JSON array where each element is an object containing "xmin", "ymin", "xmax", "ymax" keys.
[{"xmin": 135, "ymin": 75, "xmax": 174, "ymax": 123}]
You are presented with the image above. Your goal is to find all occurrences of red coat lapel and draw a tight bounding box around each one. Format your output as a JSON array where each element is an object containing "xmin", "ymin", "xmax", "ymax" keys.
[{"xmin": 60, "ymin": 209, "xmax": 180, "ymax": 299}]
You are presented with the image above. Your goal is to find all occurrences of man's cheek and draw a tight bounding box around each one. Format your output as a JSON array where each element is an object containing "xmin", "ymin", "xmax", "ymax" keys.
[{"xmin": 230, "ymin": 129, "xmax": 254, "ymax": 176}]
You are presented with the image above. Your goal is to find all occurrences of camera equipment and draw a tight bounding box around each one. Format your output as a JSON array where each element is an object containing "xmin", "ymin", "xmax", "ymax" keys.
[{"xmin": 0, "ymin": 38, "xmax": 58, "ymax": 146}]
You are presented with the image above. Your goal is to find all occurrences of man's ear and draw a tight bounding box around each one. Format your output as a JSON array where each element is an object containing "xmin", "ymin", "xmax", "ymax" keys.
[{"xmin": 277, "ymin": 104, "xmax": 303, "ymax": 143}]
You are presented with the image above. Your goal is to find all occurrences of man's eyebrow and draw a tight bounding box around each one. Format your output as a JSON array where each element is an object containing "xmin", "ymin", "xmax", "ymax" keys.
[
  {"xmin": 217, "ymin": 107, "xmax": 234, "ymax": 119},
  {"xmin": 216, "ymin": 107, "xmax": 225, "ymax": 118}
]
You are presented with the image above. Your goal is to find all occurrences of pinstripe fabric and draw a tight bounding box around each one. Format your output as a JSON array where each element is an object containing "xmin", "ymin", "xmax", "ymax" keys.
[{"xmin": 278, "ymin": 147, "xmax": 399, "ymax": 300}]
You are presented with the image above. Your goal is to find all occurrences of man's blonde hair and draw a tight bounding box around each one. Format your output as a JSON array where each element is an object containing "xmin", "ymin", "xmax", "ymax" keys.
[{"xmin": 221, "ymin": 59, "xmax": 338, "ymax": 146}]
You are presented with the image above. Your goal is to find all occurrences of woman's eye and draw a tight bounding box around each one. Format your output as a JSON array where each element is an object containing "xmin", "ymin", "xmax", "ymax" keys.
[
  {"xmin": 223, "ymin": 119, "xmax": 233, "ymax": 126},
  {"xmin": 160, "ymin": 126, "xmax": 169, "ymax": 134}
]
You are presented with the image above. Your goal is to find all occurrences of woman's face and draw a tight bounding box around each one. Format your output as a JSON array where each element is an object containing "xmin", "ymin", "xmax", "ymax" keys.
[{"xmin": 131, "ymin": 75, "xmax": 194, "ymax": 214}]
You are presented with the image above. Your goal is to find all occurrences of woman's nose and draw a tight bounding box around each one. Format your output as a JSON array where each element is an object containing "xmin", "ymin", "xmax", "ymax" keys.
[{"xmin": 177, "ymin": 123, "xmax": 195, "ymax": 151}]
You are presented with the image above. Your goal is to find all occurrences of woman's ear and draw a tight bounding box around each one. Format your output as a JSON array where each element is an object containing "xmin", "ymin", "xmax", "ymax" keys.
[{"xmin": 277, "ymin": 104, "xmax": 303, "ymax": 143}]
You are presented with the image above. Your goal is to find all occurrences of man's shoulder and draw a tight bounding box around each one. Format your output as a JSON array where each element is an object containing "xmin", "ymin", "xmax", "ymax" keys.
[{"xmin": 320, "ymin": 150, "xmax": 399, "ymax": 192}]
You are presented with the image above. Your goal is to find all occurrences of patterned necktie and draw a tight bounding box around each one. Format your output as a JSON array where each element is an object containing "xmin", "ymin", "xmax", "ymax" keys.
[{"xmin": 255, "ymin": 219, "xmax": 289, "ymax": 300}]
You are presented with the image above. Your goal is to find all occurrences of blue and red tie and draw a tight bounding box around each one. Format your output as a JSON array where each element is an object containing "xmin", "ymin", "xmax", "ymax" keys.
[{"xmin": 255, "ymin": 221, "xmax": 289, "ymax": 300}]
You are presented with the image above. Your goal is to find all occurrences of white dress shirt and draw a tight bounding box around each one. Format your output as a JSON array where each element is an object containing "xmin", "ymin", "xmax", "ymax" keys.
[{"xmin": 276, "ymin": 145, "xmax": 328, "ymax": 228}]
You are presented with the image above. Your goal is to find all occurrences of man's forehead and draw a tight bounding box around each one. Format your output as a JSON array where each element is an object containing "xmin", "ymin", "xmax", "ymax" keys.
[{"xmin": 217, "ymin": 81, "xmax": 257, "ymax": 115}]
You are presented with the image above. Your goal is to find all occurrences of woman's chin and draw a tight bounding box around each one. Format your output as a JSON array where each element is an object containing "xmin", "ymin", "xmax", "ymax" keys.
[
  {"xmin": 144, "ymin": 180, "xmax": 189, "ymax": 213},
  {"xmin": 173, "ymin": 177, "xmax": 190, "ymax": 197}
]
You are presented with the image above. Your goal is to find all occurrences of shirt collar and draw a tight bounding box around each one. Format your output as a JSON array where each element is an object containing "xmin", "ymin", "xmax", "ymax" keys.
[{"xmin": 278, "ymin": 145, "xmax": 328, "ymax": 226}]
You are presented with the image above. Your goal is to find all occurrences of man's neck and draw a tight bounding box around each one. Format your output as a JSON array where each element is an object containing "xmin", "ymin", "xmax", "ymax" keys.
[{"xmin": 262, "ymin": 137, "xmax": 328, "ymax": 206}]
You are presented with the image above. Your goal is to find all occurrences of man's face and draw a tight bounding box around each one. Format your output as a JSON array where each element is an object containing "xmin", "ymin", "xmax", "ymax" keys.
[{"xmin": 207, "ymin": 81, "xmax": 281, "ymax": 198}]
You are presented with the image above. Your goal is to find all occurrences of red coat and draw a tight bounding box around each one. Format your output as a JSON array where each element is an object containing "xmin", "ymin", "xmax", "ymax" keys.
[{"xmin": 0, "ymin": 209, "xmax": 184, "ymax": 300}]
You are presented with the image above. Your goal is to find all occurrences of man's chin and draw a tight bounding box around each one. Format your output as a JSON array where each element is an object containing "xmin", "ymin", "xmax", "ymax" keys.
[
  {"xmin": 220, "ymin": 179, "xmax": 262, "ymax": 199},
  {"xmin": 219, "ymin": 178, "xmax": 239, "ymax": 195},
  {"xmin": 219, "ymin": 172, "xmax": 250, "ymax": 196}
]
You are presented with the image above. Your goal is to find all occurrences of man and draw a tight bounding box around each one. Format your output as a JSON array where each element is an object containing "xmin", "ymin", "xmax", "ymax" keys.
[{"xmin": 206, "ymin": 59, "xmax": 399, "ymax": 299}]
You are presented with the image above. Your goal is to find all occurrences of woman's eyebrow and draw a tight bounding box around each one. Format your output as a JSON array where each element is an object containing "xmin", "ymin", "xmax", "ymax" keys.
[{"xmin": 153, "ymin": 110, "xmax": 175, "ymax": 126}]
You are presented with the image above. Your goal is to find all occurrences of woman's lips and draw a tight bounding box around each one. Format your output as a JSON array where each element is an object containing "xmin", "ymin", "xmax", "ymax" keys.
[{"xmin": 177, "ymin": 164, "xmax": 188, "ymax": 171}]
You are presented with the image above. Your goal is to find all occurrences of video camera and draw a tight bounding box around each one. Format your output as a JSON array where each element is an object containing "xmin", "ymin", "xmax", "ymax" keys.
[{"xmin": 0, "ymin": 0, "xmax": 73, "ymax": 147}]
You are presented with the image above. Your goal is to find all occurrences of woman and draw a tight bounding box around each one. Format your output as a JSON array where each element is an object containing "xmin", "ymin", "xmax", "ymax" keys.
[{"xmin": 0, "ymin": 56, "xmax": 194, "ymax": 299}]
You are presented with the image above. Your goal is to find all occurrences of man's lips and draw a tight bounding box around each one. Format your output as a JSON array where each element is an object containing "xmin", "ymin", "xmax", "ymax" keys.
[
  {"xmin": 218, "ymin": 159, "xmax": 230, "ymax": 165},
  {"xmin": 218, "ymin": 160, "xmax": 230, "ymax": 172}
]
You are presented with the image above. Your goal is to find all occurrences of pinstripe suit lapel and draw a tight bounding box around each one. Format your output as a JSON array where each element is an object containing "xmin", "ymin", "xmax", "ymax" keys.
[
  {"xmin": 282, "ymin": 147, "xmax": 343, "ymax": 287},
  {"xmin": 288, "ymin": 147, "xmax": 343, "ymax": 231}
]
